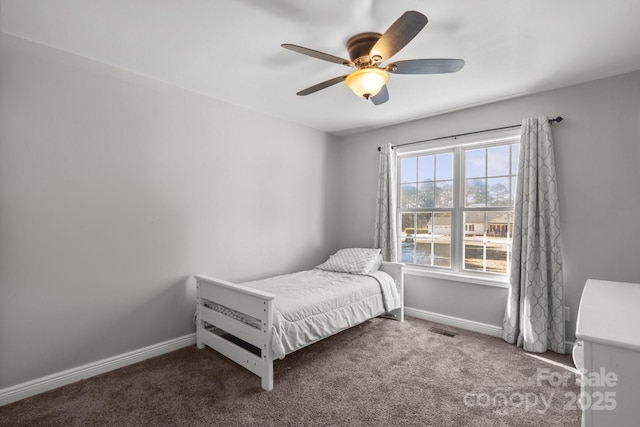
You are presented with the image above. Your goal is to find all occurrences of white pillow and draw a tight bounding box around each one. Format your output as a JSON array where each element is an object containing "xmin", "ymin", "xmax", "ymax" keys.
[{"xmin": 316, "ymin": 248, "xmax": 382, "ymax": 274}]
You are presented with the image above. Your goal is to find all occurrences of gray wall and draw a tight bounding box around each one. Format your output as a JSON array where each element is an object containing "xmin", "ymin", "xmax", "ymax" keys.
[
  {"xmin": 2, "ymin": 30, "xmax": 639, "ymax": 392},
  {"xmin": 0, "ymin": 34, "xmax": 340, "ymax": 389},
  {"xmin": 336, "ymin": 70, "xmax": 640, "ymax": 342}
]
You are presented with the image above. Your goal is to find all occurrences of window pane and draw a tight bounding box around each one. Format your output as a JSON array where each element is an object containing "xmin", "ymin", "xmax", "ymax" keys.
[
  {"xmin": 432, "ymin": 212, "xmax": 451, "ymax": 267},
  {"xmin": 487, "ymin": 177, "xmax": 510, "ymax": 207},
  {"xmin": 417, "ymin": 182, "xmax": 435, "ymax": 208},
  {"xmin": 487, "ymin": 145, "xmax": 510, "ymax": 177},
  {"xmin": 436, "ymin": 152, "xmax": 453, "ymax": 180},
  {"xmin": 465, "ymin": 148, "xmax": 485, "ymax": 178},
  {"xmin": 463, "ymin": 211, "xmax": 513, "ymax": 273},
  {"xmin": 436, "ymin": 180, "xmax": 453, "ymax": 208},
  {"xmin": 465, "ymin": 178, "xmax": 486, "ymax": 207},
  {"xmin": 511, "ymin": 144, "xmax": 520, "ymax": 175},
  {"xmin": 464, "ymin": 211, "xmax": 484, "ymax": 236},
  {"xmin": 416, "ymin": 212, "xmax": 432, "ymax": 231},
  {"xmin": 418, "ymin": 155, "xmax": 435, "ymax": 182},
  {"xmin": 401, "ymin": 211, "xmax": 452, "ymax": 267},
  {"xmin": 485, "ymin": 244, "xmax": 509, "ymax": 274},
  {"xmin": 401, "ymin": 212, "xmax": 416, "ymax": 235},
  {"xmin": 464, "ymin": 241, "xmax": 485, "ymax": 271},
  {"xmin": 488, "ymin": 211, "xmax": 513, "ymax": 274},
  {"xmin": 400, "ymin": 213, "xmax": 416, "ymax": 264},
  {"xmin": 414, "ymin": 212, "xmax": 433, "ymax": 265},
  {"xmin": 487, "ymin": 211, "xmax": 513, "ymax": 241},
  {"xmin": 401, "ymin": 183, "xmax": 417, "ymax": 208},
  {"xmin": 463, "ymin": 211, "xmax": 486, "ymax": 272},
  {"xmin": 401, "ymin": 158, "xmax": 417, "ymax": 183}
]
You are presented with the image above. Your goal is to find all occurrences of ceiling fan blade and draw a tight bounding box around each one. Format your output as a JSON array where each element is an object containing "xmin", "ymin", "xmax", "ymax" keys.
[
  {"xmin": 296, "ymin": 75, "xmax": 348, "ymax": 96},
  {"xmin": 370, "ymin": 85, "xmax": 389, "ymax": 105},
  {"xmin": 370, "ymin": 11, "xmax": 428, "ymax": 61},
  {"xmin": 282, "ymin": 44, "xmax": 353, "ymax": 67},
  {"xmin": 387, "ymin": 58, "xmax": 465, "ymax": 74}
]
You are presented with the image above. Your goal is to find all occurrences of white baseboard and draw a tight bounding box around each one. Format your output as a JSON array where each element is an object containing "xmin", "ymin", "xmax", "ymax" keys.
[
  {"xmin": 406, "ymin": 307, "xmax": 577, "ymax": 355},
  {"xmin": 0, "ymin": 333, "xmax": 196, "ymax": 406},
  {"xmin": 404, "ymin": 306, "xmax": 504, "ymax": 338},
  {"xmin": 565, "ymin": 340, "xmax": 576, "ymax": 355}
]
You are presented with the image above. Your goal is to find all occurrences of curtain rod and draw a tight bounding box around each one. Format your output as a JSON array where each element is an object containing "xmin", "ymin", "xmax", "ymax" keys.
[{"xmin": 378, "ymin": 116, "xmax": 564, "ymax": 151}]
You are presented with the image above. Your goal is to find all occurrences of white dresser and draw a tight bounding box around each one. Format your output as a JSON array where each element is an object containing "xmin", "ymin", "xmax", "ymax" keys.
[{"xmin": 574, "ymin": 279, "xmax": 640, "ymax": 426}]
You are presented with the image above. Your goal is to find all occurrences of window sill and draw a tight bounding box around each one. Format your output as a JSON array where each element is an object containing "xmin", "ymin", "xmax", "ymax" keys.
[{"xmin": 404, "ymin": 266, "xmax": 510, "ymax": 289}]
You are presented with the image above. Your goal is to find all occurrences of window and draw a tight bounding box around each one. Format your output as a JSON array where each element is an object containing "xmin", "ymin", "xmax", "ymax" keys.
[{"xmin": 397, "ymin": 129, "xmax": 520, "ymax": 279}]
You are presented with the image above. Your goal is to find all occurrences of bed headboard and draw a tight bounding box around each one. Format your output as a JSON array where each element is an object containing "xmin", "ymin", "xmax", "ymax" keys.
[{"xmin": 379, "ymin": 261, "xmax": 404, "ymax": 322}]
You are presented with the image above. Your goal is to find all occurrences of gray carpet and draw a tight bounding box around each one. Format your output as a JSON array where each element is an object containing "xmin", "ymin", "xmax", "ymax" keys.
[{"xmin": 0, "ymin": 316, "xmax": 581, "ymax": 426}]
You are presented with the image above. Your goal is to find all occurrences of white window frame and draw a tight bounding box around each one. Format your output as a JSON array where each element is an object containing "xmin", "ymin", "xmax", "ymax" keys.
[{"xmin": 396, "ymin": 128, "xmax": 521, "ymax": 288}]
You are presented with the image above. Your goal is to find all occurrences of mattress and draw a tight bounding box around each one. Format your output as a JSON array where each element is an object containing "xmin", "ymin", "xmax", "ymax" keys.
[{"xmin": 204, "ymin": 269, "xmax": 400, "ymax": 359}]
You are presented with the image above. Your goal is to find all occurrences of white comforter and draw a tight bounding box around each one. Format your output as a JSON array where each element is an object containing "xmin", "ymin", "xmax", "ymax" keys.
[{"xmin": 241, "ymin": 269, "xmax": 401, "ymax": 359}]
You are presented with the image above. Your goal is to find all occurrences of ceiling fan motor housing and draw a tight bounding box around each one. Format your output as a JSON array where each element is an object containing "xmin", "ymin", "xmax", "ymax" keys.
[{"xmin": 346, "ymin": 32, "xmax": 382, "ymax": 67}]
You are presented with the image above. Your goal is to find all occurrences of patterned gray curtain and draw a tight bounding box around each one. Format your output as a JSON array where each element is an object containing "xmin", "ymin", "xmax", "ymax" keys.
[
  {"xmin": 502, "ymin": 117, "xmax": 565, "ymax": 353},
  {"xmin": 374, "ymin": 143, "xmax": 398, "ymax": 262}
]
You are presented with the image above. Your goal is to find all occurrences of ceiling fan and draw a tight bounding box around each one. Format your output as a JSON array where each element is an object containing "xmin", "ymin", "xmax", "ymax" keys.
[{"xmin": 282, "ymin": 11, "xmax": 464, "ymax": 105}]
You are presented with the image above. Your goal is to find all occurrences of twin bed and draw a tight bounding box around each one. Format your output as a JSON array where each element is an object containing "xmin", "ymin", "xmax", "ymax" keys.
[{"xmin": 195, "ymin": 248, "xmax": 404, "ymax": 390}]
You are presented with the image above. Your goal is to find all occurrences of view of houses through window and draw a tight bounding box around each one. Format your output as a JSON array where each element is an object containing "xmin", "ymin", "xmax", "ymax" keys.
[{"xmin": 398, "ymin": 136, "xmax": 520, "ymax": 276}]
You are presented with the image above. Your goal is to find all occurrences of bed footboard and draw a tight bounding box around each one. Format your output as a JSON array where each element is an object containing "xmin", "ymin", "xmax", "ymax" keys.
[{"xmin": 194, "ymin": 275, "xmax": 276, "ymax": 391}]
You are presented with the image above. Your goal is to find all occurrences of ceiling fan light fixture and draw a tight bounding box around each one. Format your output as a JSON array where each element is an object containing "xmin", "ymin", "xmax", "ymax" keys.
[{"xmin": 345, "ymin": 68, "xmax": 389, "ymax": 99}]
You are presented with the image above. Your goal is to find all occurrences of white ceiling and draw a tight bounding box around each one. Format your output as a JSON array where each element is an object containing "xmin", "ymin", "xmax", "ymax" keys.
[{"xmin": 2, "ymin": 0, "xmax": 640, "ymax": 136}]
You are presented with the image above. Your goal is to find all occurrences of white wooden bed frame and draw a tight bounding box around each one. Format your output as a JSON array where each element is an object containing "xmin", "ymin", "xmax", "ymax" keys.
[{"xmin": 195, "ymin": 261, "xmax": 404, "ymax": 391}]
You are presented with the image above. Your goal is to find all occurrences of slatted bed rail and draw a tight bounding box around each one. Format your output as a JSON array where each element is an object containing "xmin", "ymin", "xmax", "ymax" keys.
[{"xmin": 195, "ymin": 275, "xmax": 276, "ymax": 390}]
